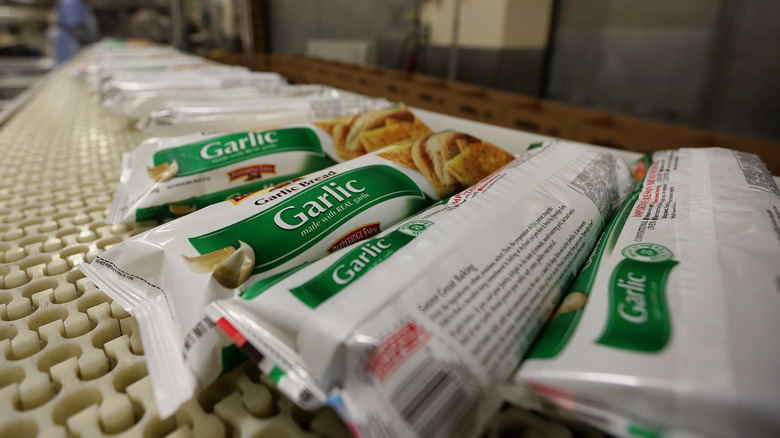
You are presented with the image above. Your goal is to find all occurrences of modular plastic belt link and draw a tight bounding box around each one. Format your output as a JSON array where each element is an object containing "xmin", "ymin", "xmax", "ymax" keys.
[
  {"xmin": 0, "ymin": 64, "xmax": 602, "ymax": 438},
  {"xmin": 0, "ymin": 66, "xmax": 348, "ymax": 438}
]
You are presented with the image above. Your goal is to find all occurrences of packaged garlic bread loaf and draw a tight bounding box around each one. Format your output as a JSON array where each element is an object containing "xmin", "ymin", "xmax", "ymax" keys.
[
  {"xmin": 103, "ymin": 84, "xmax": 337, "ymax": 120},
  {"xmin": 135, "ymin": 96, "xmax": 393, "ymax": 137},
  {"xmin": 97, "ymin": 64, "xmax": 249, "ymax": 96},
  {"xmin": 108, "ymin": 103, "xmax": 433, "ymax": 224},
  {"xmin": 99, "ymin": 70, "xmax": 283, "ymax": 100},
  {"xmin": 210, "ymin": 140, "xmax": 635, "ymax": 437},
  {"xmin": 79, "ymin": 130, "xmax": 515, "ymax": 418},
  {"xmin": 511, "ymin": 148, "xmax": 780, "ymax": 438},
  {"xmin": 206, "ymin": 198, "xmax": 462, "ymax": 409},
  {"xmin": 76, "ymin": 52, "xmax": 207, "ymax": 88}
]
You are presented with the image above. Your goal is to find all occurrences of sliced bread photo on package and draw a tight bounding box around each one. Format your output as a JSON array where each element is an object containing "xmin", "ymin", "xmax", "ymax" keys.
[
  {"xmin": 107, "ymin": 103, "xmax": 434, "ymax": 224},
  {"xmin": 209, "ymin": 140, "xmax": 635, "ymax": 438},
  {"xmin": 510, "ymin": 147, "xmax": 780, "ymax": 438},
  {"xmin": 78, "ymin": 131, "xmax": 515, "ymax": 419}
]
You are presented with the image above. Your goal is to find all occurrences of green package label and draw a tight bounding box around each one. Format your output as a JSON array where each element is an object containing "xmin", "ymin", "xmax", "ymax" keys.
[
  {"xmin": 188, "ymin": 165, "xmax": 430, "ymax": 276},
  {"xmin": 596, "ymin": 243, "xmax": 677, "ymax": 352},
  {"xmin": 239, "ymin": 263, "xmax": 309, "ymax": 300},
  {"xmin": 627, "ymin": 423, "xmax": 667, "ymax": 438},
  {"xmin": 269, "ymin": 366, "xmax": 285, "ymax": 384},
  {"xmin": 289, "ymin": 221, "xmax": 432, "ymax": 308},
  {"xmin": 527, "ymin": 185, "xmax": 643, "ymax": 359},
  {"xmin": 152, "ymin": 127, "xmax": 328, "ymax": 177}
]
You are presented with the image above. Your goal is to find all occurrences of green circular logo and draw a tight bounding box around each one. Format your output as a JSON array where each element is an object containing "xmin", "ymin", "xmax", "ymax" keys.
[
  {"xmin": 622, "ymin": 243, "xmax": 674, "ymax": 263},
  {"xmin": 398, "ymin": 220, "xmax": 434, "ymax": 236}
]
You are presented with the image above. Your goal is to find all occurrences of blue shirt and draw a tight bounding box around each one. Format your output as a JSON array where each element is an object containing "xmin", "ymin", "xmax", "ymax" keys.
[{"xmin": 54, "ymin": 0, "xmax": 98, "ymax": 64}]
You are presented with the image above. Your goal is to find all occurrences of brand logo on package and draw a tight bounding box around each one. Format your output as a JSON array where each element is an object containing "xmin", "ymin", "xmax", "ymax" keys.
[
  {"xmin": 397, "ymin": 219, "xmax": 434, "ymax": 236},
  {"xmin": 597, "ymin": 243, "xmax": 677, "ymax": 352},
  {"xmin": 152, "ymin": 127, "xmax": 324, "ymax": 178},
  {"xmin": 327, "ymin": 223, "xmax": 382, "ymax": 253},
  {"xmin": 228, "ymin": 164, "xmax": 277, "ymax": 182}
]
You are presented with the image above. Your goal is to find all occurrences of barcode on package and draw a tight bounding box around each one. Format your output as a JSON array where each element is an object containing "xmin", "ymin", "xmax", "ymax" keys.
[
  {"xmin": 389, "ymin": 357, "xmax": 479, "ymax": 438},
  {"xmin": 182, "ymin": 316, "xmax": 216, "ymax": 358},
  {"xmin": 734, "ymin": 151, "xmax": 780, "ymax": 196}
]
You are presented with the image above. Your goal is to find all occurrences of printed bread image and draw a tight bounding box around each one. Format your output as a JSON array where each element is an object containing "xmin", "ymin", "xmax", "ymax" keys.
[
  {"xmin": 314, "ymin": 104, "xmax": 433, "ymax": 160},
  {"xmin": 147, "ymin": 160, "xmax": 178, "ymax": 182},
  {"xmin": 169, "ymin": 203, "xmax": 196, "ymax": 217},
  {"xmin": 549, "ymin": 291, "xmax": 588, "ymax": 321},
  {"xmin": 378, "ymin": 131, "xmax": 515, "ymax": 197},
  {"xmin": 182, "ymin": 241, "xmax": 256, "ymax": 288},
  {"xmin": 373, "ymin": 138, "xmax": 417, "ymax": 170}
]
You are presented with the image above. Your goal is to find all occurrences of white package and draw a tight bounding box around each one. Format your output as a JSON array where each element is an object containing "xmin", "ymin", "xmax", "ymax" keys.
[
  {"xmin": 94, "ymin": 64, "xmax": 250, "ymax": 95},
  {"xmin": 512, "ymin": 148, "xmax": 780, "ymax": 438},
  {"xmin": 107, "ymin": 104, "xmax": 433, "ymax": 223},
  {"xmin": 100, "ymin": 70, "xmax": 284, "ymax": 99},
  {"xmin": 79, "ymin": 131, "xmax": 514, "ymax": 418},
  {"xmin": 211, "ymin": 141, "xmax": 635, "ymax": 437},
  {"xmin": 104, "ymin": 84, "xmax": 337, "ymax": 120},
  {"xmin": 76, "ymin": 55, "xmax": 207, "ymax": 88},
  {"xmin": 135, "ymin": 97, "xmax": 393, "ymax": 136}
]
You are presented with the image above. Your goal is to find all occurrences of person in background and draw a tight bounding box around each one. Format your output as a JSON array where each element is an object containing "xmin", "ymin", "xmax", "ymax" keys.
[{"xmin": 53, "ymin": 0, "xmax": 99, "ymax": 64}]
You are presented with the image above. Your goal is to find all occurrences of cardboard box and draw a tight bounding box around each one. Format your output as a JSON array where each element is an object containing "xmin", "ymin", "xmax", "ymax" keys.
[
  {"xmin": 209, "ymin": 53, "xmax": 780, "ymax": 174},
  {"xmin": 500, "ymin": 96, "xmax": 592, "ymax": 139}
]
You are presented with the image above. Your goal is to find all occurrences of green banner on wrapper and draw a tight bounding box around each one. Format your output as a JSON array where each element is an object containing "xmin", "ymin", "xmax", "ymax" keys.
[
  {"xmin": 526, "ymin": 185, "xmax": 642, "ymax": 359},
  {"xmin": 188, "ymin": 165, "xmax": 430, "ymax": 276},
  {"xmin": 290, "ymin": 228, "xmax": 421, "ymax": 308},
  {"xmin": 153, "ymin": 127, "xmax": 329, "ymax": 177},
  {"xmin": 596, "ymin": 244, "xmax": 677, "ymax": 353}
]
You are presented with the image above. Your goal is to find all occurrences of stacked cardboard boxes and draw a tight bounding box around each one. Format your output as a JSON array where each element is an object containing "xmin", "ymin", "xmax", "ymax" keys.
[{"xmin": 214, "ymin": 52, "xmax": 780, "ymax": 173}]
